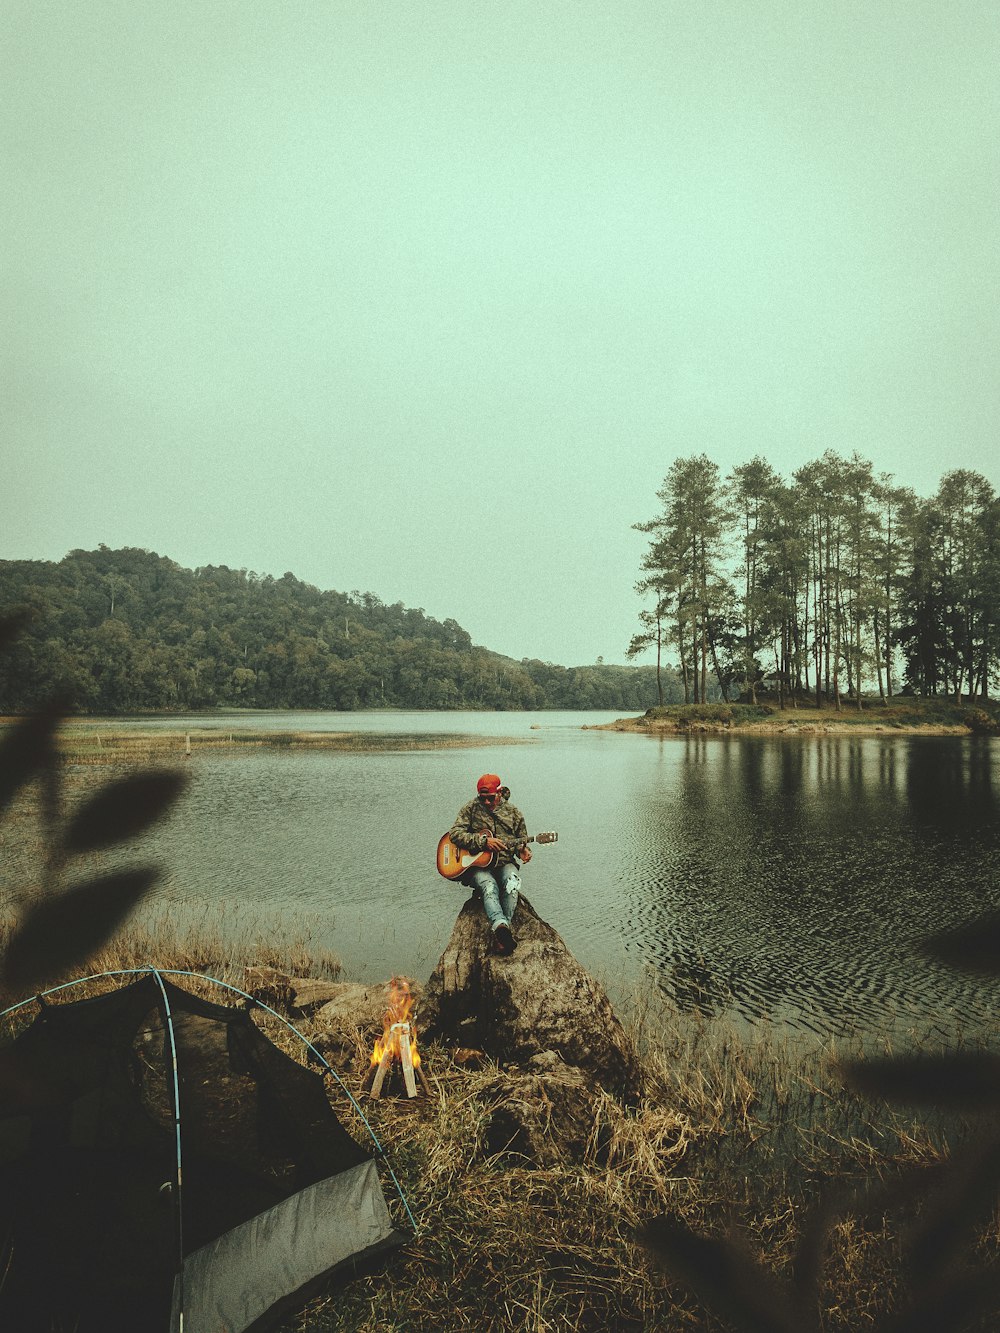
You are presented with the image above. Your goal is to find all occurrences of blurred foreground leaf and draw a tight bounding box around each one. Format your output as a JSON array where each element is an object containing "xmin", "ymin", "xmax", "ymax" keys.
[
  {"xmin": 920, "ymin": 914, "xmax": 1000, "ymax": 976},
  {"xmin": 1, "ymin": 868, "xmax": 158, "ymax": 993},
  {"xmin": 880, "ymin": 1268, "xmax": 1000, "ymax": 1333},
  {"xmin": 638, "ymin": 1213, "xmax": 804, "ymax": 1333},
  {"xmin": 898, "ymin": 1140, "xmax": 1000, "ymax": 1296},
  {"xmin": 0, "ymin": 701, "xmax": 63, "ymax": 819},
  {"xmin": 838, "ymin": 1052, "xmax": 1000, "ymax": 1111},
  {"xmin": 61, "ymin": 769, "xmax": 188, "ymax": 853}
]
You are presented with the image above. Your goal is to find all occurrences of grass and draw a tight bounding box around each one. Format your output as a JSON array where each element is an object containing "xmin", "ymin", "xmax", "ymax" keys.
[
  {"xmin": 2, "ymin": 910, "xmax": 997, "ymax": 1330},
  {"xmin": 48, "ymin": 725, "xmax": 528, "ymax": 765},
  {"xmin": 644, "ymin": 703, "xmax": 777, "ymax": 727},
  {"xmin": 276, "ymin": 973, "xmax": 996, "ymax": 1331},
  {"xmin": 0, "ymin": 905, "xmax": 343, "ymax": 1019}
]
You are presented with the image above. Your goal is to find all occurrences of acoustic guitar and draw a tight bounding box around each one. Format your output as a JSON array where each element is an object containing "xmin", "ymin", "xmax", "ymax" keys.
[{"xmin": 436, "ymin": 830, "xmax": 558, "ymax": 881}]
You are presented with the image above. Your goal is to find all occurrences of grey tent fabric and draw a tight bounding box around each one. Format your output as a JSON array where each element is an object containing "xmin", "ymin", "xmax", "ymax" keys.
[
  {"xmin": 170, "ymin": 1161, "xmax": 396, "ymax": 1333},
  {"xmin": 0, "ymin": 973, "xmax": 407, "ymax": 1332}
]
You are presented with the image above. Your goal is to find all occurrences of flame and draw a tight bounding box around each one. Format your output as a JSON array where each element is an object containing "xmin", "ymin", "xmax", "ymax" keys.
[{"xmin": 370, "ymin": 976, "xmax": 421, "ymax": 1069}]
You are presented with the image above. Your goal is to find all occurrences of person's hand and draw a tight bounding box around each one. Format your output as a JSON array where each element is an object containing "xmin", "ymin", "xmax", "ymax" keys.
[
  {"xmin": 519, "ymin": 846, "xmax": 532, "ymax": 863},
  {"xmin": 485, "ymin": 836, "xmax": 507, "ymax": 853}
]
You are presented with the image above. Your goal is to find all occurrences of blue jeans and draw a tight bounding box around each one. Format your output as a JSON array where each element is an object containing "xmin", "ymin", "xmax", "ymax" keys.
[{"xmin": 466, "ymin": 863, "xmax": 521, "ymax": 932}]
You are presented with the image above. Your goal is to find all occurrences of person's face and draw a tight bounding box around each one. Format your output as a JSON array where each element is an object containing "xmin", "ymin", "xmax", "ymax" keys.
[{"xmin": 480, "ymin": 790, "xmax": 501, "ymax": 807}]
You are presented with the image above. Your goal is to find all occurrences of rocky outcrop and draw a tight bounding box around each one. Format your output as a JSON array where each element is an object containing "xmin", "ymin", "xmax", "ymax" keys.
[
  {"xmin": 246, "ymin": 898, "xmax": 640, "ymax": 1167},
  {"xmin": 289, "ymin": 977, "xmax": 347, "ymax": 1014},
  {"xmin": 419, "ymin": 895, "xmax": 640, "ymax": 1101},
  {"xmin": 481, "ymin": 1053, "xmax": 610, "ymax": 1167},
  {"xmin": 242, "ymin": 968, "xmax": 349, "ymax": 1016},
  {"xmin": 243, "ymin": 965, "xmax": 292, "ymax": 1009},
  {"xmin": 314, "ymin": 982, "xmax": 400, "ymax": 1031}
]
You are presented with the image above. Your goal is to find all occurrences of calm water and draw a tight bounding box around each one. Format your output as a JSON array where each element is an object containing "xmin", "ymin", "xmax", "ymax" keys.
[{"xmin": 39, "ymin": 712, "xmax": 1000, "ymax": 1040}]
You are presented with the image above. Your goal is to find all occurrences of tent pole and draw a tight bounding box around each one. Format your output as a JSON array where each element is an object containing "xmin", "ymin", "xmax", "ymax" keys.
[
  {"xmin": 0, "ymin": 965, "xmax": 154, "ymax": 1022},
  {"xmin": 155, "ymin": 968, "xmax": 420, "ymax": 1236},
  {"xmin": 149, "ymin": 967, "xmax": 186, "ymax": 1332},
  {"xmin": 0, "ymin": 963, "xmax": 418, "ymax": 1238}
]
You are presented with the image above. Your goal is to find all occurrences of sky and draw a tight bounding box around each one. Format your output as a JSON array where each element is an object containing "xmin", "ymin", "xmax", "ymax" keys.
[{"xmin": 3, "ymin": 3, "xmax": 999, "ymax": 667}]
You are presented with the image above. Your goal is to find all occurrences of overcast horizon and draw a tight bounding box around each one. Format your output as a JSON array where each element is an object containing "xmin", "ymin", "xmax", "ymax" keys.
[{"xmin": 5, "ymin": 3, "xmax": 999, "ymax": 667}]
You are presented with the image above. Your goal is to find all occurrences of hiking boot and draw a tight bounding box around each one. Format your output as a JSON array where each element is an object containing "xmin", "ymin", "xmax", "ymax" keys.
[{"xmin": 493, "ymin": 923, "xmax": 515, "ymax": 956}]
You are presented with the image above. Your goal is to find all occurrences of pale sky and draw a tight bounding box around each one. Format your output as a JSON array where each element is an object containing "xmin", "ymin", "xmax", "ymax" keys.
[{"xmin": 4, "ymin": 2, "xmax": 998, "ymax": 666}]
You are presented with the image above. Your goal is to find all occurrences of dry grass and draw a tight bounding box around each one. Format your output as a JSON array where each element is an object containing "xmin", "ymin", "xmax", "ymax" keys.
[
  {"xmin": 96, "ymin": 906, "xmax": 344, "ymax": 984},
  {"xmin": 50, "ymin": 725, "xmax": 527, "ymax": 765},
  {"xmin": 1, "ymin": 912, "xmax": 995, "ymax": 1331},
  {"xmin": 0, "ymin": 907, "xmax": 343, "ymax": 1021},
  {"xmin": 269, "ymin": 986, "xmax": 988, "ymax": 1331}
]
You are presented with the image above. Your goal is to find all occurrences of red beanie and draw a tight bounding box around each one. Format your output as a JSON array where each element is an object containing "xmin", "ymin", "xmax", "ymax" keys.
[{"xmin": 477, "ymin": 773, "xmax": 502, "ymax": 794}]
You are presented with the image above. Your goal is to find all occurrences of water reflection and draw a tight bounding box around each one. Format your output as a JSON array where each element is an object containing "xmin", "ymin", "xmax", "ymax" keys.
[
  {"xmin": 626, "ymin": 736, "xmax": 1000, "ymax": 1038},
  {"xmin": 60, "ymin": 718, "xmax": 1000, "ymax": 1044}
]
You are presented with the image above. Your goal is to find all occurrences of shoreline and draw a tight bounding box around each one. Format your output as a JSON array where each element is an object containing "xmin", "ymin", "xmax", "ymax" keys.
[
  {"xmin": 587, "ymin": 699, "xmax": 999, "ymax": 737},
  {"xmin": 49, "ymin": 726, "xmax": 529, "ymax": 762},
  {"xmin": 591, "ymin": 714, "xmax": 971, "ymax": 736},
  {"xmin": 4, "ymin": 705, "xmax": 993, "ymax": 752}
]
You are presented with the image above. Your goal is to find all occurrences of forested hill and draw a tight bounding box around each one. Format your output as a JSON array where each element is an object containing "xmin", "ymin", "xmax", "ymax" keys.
[{"xmin": 0, "ymin": 547, "xmax": 672, "ymax": 714}]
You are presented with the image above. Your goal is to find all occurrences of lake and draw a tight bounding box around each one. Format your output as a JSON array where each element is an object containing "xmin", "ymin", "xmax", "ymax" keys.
[{"xmin": 26, "ymin": 711, "xmax": 1000, "ymax": 1042}]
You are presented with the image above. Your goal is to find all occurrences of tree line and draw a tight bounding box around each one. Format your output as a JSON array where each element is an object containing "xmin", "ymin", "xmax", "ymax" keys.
[
  {"xmin": 0, "ymin": 546, "xmax": 674, "ymax": 714},
  {"xmin": 630, "ymin": 453, "xmax": 1000, "ymax": 707}
]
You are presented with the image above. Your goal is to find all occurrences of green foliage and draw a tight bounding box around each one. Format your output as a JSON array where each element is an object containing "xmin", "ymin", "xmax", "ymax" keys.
[
  {"xmin": 0, "ymin": 547, "xmax": 671, "ymax": 713},
  {"xmin": 965, "ymin": 706, "xmax": 1000, "ymax": 736},
  {"xmin": 644, "ymin": 703, "xmax": 775, "ymax": 726},
  {"xmin": 633, "ymin": 454, "xmax": 1000, "ymax": 708}
]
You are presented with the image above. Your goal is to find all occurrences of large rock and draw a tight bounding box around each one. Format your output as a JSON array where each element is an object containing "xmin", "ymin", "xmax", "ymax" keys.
[
  {"xmin": 313, "ymin": 982, "xmax": 388, "ymax": 1029},
  {"xmin": 243, "ymin": 965, "xmax": 291, "ymax": 1009},
  {"xmin": 419, "ymin": 895, "xmax": 639, "ymax": 1099},
  {"xmin": 289, "ymin": 977, "xmax": 346, "ymax": 1014},
  {"xmin": 482, "ymin": 1054, "xmax": 611, "ymax": 1166},
  {"xmin": 243, "ymin": 969, "xmax": 352, "ymax": 1017}
]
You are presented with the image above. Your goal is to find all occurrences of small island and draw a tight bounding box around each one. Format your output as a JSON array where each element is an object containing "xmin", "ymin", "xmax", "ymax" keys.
[{"xmin": 594, "ymin": 698, "xmax": 1000, "ymax": 736}]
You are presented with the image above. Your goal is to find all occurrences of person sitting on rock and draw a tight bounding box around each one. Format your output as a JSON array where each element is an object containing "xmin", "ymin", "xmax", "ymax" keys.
[{"xmin": 448, "ymin": 773, "xmax": 532, "ymax": 955}]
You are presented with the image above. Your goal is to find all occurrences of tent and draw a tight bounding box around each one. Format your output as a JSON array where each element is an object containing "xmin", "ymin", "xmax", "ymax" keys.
[{"xmin": 0, "ymin": 968, "xmax": 410, "ymax": 1332}]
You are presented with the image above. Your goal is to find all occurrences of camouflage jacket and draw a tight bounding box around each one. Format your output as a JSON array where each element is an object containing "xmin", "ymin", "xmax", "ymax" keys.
[{"xmin": 449, "ymin": 797, "xmax": 528, "ymax": 868}]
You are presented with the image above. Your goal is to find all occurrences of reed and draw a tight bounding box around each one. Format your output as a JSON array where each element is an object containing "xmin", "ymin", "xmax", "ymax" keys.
[
  {"xmin": 52, "ymin": 726, "xmax": 526, "ymax": 765},
  {"xmin": 0, "ymin": 906, "xmax": 342, "ymax": 1015},
  {"xmin": 1, "ymin": 908, "xmax": 994, "ymax": 1330},
  {"xmin": 276, "ymin": 983, "xmax": 993, "ymax": 1332}
]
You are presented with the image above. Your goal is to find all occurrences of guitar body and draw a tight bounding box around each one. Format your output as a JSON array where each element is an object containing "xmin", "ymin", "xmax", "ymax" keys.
[
  {"xmin": 436, "ymin": 834, "xmax": 495, "ymax": 880},
  {"xmin": 435, "ymin": 831, "xmax": 558, "ymax": 881}
]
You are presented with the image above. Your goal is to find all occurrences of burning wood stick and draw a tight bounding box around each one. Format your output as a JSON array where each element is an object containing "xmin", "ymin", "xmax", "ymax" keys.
[
  {"xmin": 368, "ymin": 1043, "xmax": 394, "ymax": 1099},
  {"xmin": 394, "ymin": 1022, "xmax": 417, "ymax": 1098},
  {"xmin": 365, "ymin": 978, "xmax": 427, "ymax": 1099}
]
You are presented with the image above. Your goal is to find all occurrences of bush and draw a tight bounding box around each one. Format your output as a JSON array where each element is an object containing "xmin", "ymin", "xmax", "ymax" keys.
[
  {"xmin": 643, "ymin": 703, "xmax": 775, "ymax": 727},
  {"xmin": 965, "ymin": 706, "xmax": 1000, "ymax": 735}
]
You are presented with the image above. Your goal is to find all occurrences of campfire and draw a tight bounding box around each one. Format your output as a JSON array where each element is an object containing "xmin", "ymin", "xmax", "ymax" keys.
[{"xmin": 363, "ymin": 977, "xmax": 430, "ymax": 1099}]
